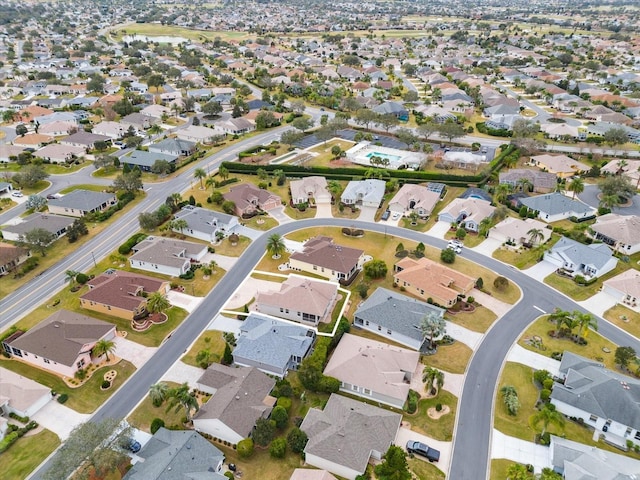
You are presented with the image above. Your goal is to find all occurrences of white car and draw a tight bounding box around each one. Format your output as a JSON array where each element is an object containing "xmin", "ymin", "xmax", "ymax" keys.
[
  {"xmin": 391, "ymin": 212, "xmax": 401, "ymax": 220},
  {"xmin": 11, "ymin": 191, "xmax": 23, "ymax": 198},
  {"xmin": 447, "ymin": 244, "xmax": 462, "ymax": 254},
  {"xmin": 448, "ymin": 239, "xmax": 463, "ymax": 248}
]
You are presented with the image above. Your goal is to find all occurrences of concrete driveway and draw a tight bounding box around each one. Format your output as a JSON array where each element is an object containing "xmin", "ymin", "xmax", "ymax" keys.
[
  {"xmin": 471, "ymin": 237, "xmax": 502, "ymax": 256},
  {"xmin": 507, "ymin": 344, "xmax": 561, "ymax": 377},
  {"xmin": 522, "ymin": 260, "xmax": 557, "ymax": 282},
  {"xmin": 202, "ymin": 252, "xmax": 237, "ymax": 271},
  {"xmin": 427, "ymin": 221, "xmax": 451, "ymax": 239},
  {"xmin": 491, "ymin": 430, "xmax": 551, "ymax": 474},
  {"xmin": 358, "ymin": 205, "xmax": 378, "ymax": 222},
  {"xmin": 395, "ymin": 426, "xmax": 451, "ymax": 476},
  {"xmin": 315, "ymin": 202, "xmax": 332, "ymax": 218},
  {"xmin": 32, "ymin": 401, "xmax": 90, "ymax": 440},
  {"xmin": 445, "ymin": 321, "xmax": 483, "ymax": 350},
  {"xmin": 208, "ymin": 314, "xmax": 243, "ymax": 335},
  {"xmin": 114, "ymin": 337, "xmax": 157, "ymax": 369},
  {"xmin": 578, "ymin": 291, "xmax": 618, "ymax": 317},
  {"xmin": 161, "ymin": 360, "xmax": 204, "ymax": 385},
  {"xmin": 224, "ymin": 277, "xmax": 278, "ymax": 310},
  {"xmin": 268, "ymin": 206, "xmax": 293, "ymax": 224},
  {"xmin": 471, "ymin": 289, "xmax": 513, "ymax": 319},
  {"xmin": 167, "ymin": 291, "xmax": 203, "ymax": 313}
]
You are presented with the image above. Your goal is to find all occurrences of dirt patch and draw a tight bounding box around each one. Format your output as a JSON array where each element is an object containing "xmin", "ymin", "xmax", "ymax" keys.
[{"xmin": 427, "ymin": 405, "xmax": 450, "ymax": 420}]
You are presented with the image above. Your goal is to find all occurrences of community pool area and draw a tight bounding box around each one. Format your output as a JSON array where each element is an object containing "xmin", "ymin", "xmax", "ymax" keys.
[
  {"xmin": 345, "ymin": 141, "xmax": 425, "ymax": 170},
  {"xmin": 366, "ymin": 151, "xmax": 402, "ymax": 164}
]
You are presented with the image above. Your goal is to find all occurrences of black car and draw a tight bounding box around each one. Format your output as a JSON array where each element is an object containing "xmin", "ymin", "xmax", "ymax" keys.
[
  {"xmin": 127, "ymin": 439, "xmax": 142, "ymax": 453},
  {"xmin": 406, "ymin": 440, "xmax": 440, "ymax": 462},
  {"xmin": 381, "ymin": 210, "xmax": 391, "ymax": 221}
]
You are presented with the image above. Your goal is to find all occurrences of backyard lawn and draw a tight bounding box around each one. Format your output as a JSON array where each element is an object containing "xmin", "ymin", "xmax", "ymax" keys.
[
  {"xmin": 544, "ymin": 263, "xmax": 630, "ymax": 301},
  {"xmin": 0, "ymin": 357, "xmax": 135, "ymax": 413},
  {"xmin": 0, "ymin": 429, "xmax": 60, "ymax": 480},
  {"xmin": 407, "ymin": 390, "xmax": 458, "ymax": 441}
]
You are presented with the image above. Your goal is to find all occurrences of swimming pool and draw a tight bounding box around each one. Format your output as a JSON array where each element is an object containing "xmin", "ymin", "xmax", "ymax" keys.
[{"xmin": 366, "ymin": 151, "xmax": 402, "ymax": 163}]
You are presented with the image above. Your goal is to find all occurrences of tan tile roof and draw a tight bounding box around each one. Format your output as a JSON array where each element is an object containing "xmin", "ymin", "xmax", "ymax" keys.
[
  {"xmin": 591, "ymin": 214, "xmax": 640, "ymax": 247},
  {"xmin": 389, "ymin": 184, "xmax": 440, "ymax": 214},
  {"xmin": 0, "ymin": 242, "xmax": 29, "ymax": 267},
  {"xmin": 603, "ymin": 269, "xmax": 640, "ymax": 299},
  {"xmin": 531, "ymin": 154, "xmax": 590, "ymax": 174},
  {"xmin": 81, "ymin": 270, "xmax": 166, "ymax": 312},
  {"xmin": 323, "ymin": 334, "xmax": 419, "ymax": 402},
  {"xmin": 255, "ymin": 276, "xmax": 338, "ymax": 317},
  {"xmin": 393, "ymin": 257, "xmax": 476, "ymax": 304},
  {"xmin": 0, "ymin": 367, "xmax": 50, "ymax": 413},
  {"xmin": 290, "ymin": 236, "xmax": 364, "ymax": 275}
]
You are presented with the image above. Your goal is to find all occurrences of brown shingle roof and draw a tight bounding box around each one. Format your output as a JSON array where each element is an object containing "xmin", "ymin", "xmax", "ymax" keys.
[
  {"xmin": 0, "ymin": 242, "xmax": 29, "ymax": 267},
  {"xmin": 81, "ymin": 270, "xmax": 166, "ymax": 312},
  {"xmin": 223, "ymin": 183, "xmax": 280, "ymax": 211},
  {"xmin": 290, "ymin": 236, "xmax": 363, "ymax": 275}
]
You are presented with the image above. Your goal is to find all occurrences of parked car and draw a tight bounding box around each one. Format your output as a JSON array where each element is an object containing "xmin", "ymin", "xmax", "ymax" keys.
[
  {"xmin": 448, "ymin": 239, "xmax": 463, "ymax": 248},
  {"xmin": 447, "ymin": 244, "xmax": 462, "ymax": 254},
  {"xmin": 381, "ymin": 210, "xmax": 391, "ymax": 221},
  {"xmin": 392, "ymin": 212, "xmax": 401, "ymax": 220},
  {"xmin": 126, "ymin": 439, "xmax": 141, "ymax": 453},
  {"xmin": 406, "ymin": 440, "xmax": 440, "ymax": 462},
  {"xmin": 11, "ymin": 191, "xmax": 23, "ymax": 198}
]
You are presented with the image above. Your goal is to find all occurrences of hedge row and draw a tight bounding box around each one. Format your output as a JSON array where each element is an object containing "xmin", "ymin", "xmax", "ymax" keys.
[
  {"xmin": 238, "ymin": 145, "xmax": 278, "ymax": 158},
  {"xmin": 118, "ymin": 233, "xmax": 148, "ymax": 255},
  {"xmin": 0, "ymin": 421, "xmax": 38, "ymax": 453}
]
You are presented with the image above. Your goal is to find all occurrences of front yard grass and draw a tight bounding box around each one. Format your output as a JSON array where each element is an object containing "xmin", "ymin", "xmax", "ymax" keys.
[
  {"xmin": 407, "ymin": 390, "xmax": 458, "ymax": 441},
  {"xmin": 544, "ymin": 263, "xmax": 630, "ymax": 301},
  {"xmin": 407, "ymin": 458, "xmax": 446, "ymax": 480},
  {"xmin": 242, "ymin": 215, "xmax": 278, "ymax": 231},
  {"xmin": 284, "ymin": 204, "xmax": 316, "ymax": 220},
  {"xmin": 127, "ymin": 381, "xmax": 185, "ymax": 432},
  {"xmin": 213, "ymin": 235, "xmax": 251, "ymax": 257},
  {"xmin": 0, "ymin": 428, "xmax": 60, "ymax": 480},
  {"xmin": 490, "ymin": 459, "xmax": 516, "ymax": 480},
  {"xmin": 517, "ymin": 315, "xmax": 618, "ymax": 371},
  {"xmin": 604, "ymin": 304, "xmax": 640, "ymax": 339},
  {"xmin": 182, "ymin": 331, "xmax": 228, "ymax": 368},
  {"xmin": 446, "ymin": 305, "xmax": 497, "ymax": 333},
  {"xmin": 0, "ymin": 357, "xmax": 135, "ymax": 413},
  {"xmin": 444, "ymin": 229, "xmax": 486, "ymax": 248},
  {"xmin": 423, "ymin": 341, "xmax": 472, "ymax": 375},
  {"xmin": 58, "ymin": 183, "xmax": 110, "ymax": 194}
]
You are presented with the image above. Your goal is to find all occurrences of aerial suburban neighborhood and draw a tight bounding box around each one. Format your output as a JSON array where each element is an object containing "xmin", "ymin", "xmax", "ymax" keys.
[{"xmin": 1, "ymin": 1, "xmax": 640, "ymax": 479}]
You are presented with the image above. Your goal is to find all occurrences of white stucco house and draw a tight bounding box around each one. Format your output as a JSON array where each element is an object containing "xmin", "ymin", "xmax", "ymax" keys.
[
  {"xmin": 129, "ymin": 236, "xmax": 208, "ymax": 277},
  {"xmin": 544, "ymin": 236, "xmax": 617, "ymax": 279},
  {"xmin": 340, "ymin": 179, "xmax": 385, "ymax": 208}
]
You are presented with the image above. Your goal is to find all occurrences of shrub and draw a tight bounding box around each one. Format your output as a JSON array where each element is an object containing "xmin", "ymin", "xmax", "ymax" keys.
[
  {"xmin": 224, "ymin": 472, "xmax": 234, "ymax": 479},
  {"xmin": 237, "ymin": 438, "xmax": 254, "ymax": 458},
  {"xmin": 540, "ymin": 389, "xmax": 551, "ymax": 402},
  {"xmin": 533, "ymin": 369, "xmax": 550, "ymax": 385},
  {"xmin": 151, "ymin": 418, "xmax": 165, "ymax": 434},
  {"xmin": 467, "ymin": 296, "xmax": 475, "ymax": 304},
  {"xmin": 501, "ymin": 385, "xmax": 520, "ymax": 415},
  {"xmin": 406, "ymin": 389, "xmax": 419, "ymax": 414},
  {"xmin": 493, "ymin": 276, "xmax": 509, "ymax": 291},
  {"xmin": 435, "ymin": 403, "xmax": 442, "ymax": 412},
  {"xmin": 269, "ymin": 437, "xmax": 287, "ymax": 458},
  {"xmin": 455, "ymin": 227, "xmax": 467, "ymax": 240},
  {"xmin": 57, "ymin": 394, "xmax": 68, "ymax": 404},
  {"xmin": 543, "ymin": 379, "xmax": 554, "ymax": 391},
  {"xmin": 287, "ymin": 427, "xmax": 308, "ymax": 454},
  {"xmin": 9, "ymin": 412, "xmax": 29, "ymax": 423},
  {"xmin": 319, "ymin": 376, "xmax": 341, "ymax": 394},
  {"xmin": 253, "ymin": 418, "xmax": 276, "ymax": 447},
  {"xmin": 101, "ymin": 380, "xmax": 111, "ymax": 389},
  {"xmin": 276, "ymin": 396, "xmax": 292, "ymax": 412},
  {"xmin": 118, "ymin": 233, "xmax": 148, "ymax": 255},
  {"xmin": 440, "ymin": 248, "xmax": 456, "ymax": 264},
  {"xmin": 0, "ymin": 431, "xmax": 19, "ymax": 453},
  {"xmin": 273, "ymin": 378, "xmax": 293, "ymax": 398},
  {"xmin": 271, "ymin": 405, "xmax": 289, "ymax": 429},
  {"xmin": 76, "ymin": 273, "xmax": 89, "ymax": 284}
]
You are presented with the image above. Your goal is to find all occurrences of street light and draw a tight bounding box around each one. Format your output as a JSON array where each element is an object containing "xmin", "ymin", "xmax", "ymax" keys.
[{"xmin": 91, "ymin": 251, "xmax": 97, "ymax": 268}]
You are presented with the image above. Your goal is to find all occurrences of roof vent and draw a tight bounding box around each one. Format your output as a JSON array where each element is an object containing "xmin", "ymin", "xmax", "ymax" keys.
[{"xmin": 236, "ymin": 396, "xmax": 240, "ymax": 400}]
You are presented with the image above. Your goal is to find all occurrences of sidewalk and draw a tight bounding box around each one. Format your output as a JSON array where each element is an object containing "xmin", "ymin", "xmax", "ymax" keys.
[{"xmin": 491, "ymin": 429, "xmax": 551, "ymax": 473}]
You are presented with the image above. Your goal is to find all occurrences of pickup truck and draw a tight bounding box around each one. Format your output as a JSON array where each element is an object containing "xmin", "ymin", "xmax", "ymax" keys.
[{"xmin": 406, "ymin": 440, "xmax": 440, "ymax": 462}]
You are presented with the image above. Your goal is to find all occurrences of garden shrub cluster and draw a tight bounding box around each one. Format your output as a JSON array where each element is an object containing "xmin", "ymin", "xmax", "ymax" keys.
[
  {"xmin": 118, "ymin": 233, "xmax": 148, "ymax": 255},
  {"xmin": 0, "ymin": 420, "xmax": 38, "ymax": 453}
]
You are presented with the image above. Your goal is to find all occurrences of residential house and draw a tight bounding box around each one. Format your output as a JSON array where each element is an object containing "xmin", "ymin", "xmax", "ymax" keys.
[
  {"xmin": 601, "ymin": 159, "xmax": 640, "ymax": 185},
  {"xmin": 340, "ymin": 179, "xmax": 385, "ymax": 209},
  {"xmin": 0, "ymin": 242, "xmax": 31, "ymax": 276},
  {"xmin": 0, "ymin": 182, "xmax": 12, "ymax": 194},
  {"xmin": 80, "ymin": 270, "xmax": 170, "ymax": 320},
  {"xmin": 38, "ymin": 121, "xmax": 77, "ymax": 137},
  {"xmin": 544, "ymin": 236, "xmax": 617, "ymax": 279},
  {"xmin": 289, "ymin": 176, "xmax": 331, "ymax": 205},
  {"xmin": 372, "ymin": 101, "xmax": 409, "ymax": 121},
  {"xmin": 176, "ymin": 125, "xmax": 221, "ymax": 144},
  {"xmin": 121, "ymin": 112, "xmax": 158, "ymax": 131},
  {"xmin": 520, "ymin": 192, "xmax": 596, "ymax": 223},
  {"xmin": 549, "ymin": 435, "xmax": 640, "ymax": 480},
  {"xmin": 0, "ymin": 145, "xmax": 25, "ymax": 162},
  {"xmin": 232, "ymin": 313, "xmax": 315, "ymax": 378},
  {"xmin": 590, "ymin": 214, "xmax": 640, "ymax": 255},
  {"xmin": 123, "ymin": 428, "xmax": 226, "ymax": 480},
  {"xmin": 119, "ymin": 150, "xmax": 178, "ymax": 172},
  {"xmin": 92, "ymin": 121, "xmax": 128, "ymax": 139},
  {"xmin": 34, "ymin": 144, "xmax": 85, "ymax": 164},
  {"xmin": 193, "ymin": 364, "xmax": 276, "ymax": 445},
  {"xmin": 216, "ymin": 117, "xmax": 255, "ymax": 135},
  {"xmin": 498, "ymin": 169, "xmax": 557, "ymax": 193},
  {"xmin": 438, "ymin": 197, "xmax": 495, "ymax": 232},
  {"xmin": 488, "ymin": 217, "xmax": 551, "ymax": 247},
  {"xmin": 353, "ymin": 287, "xmax": 445, "ymax": 351},
  {"xmin": 13, "ymin": 133, "xmax": 54, "ymax": 148},
  {"xmin": 172, "ymin": 206, "xmax": 239, "ymax": 242},
  {"xmin": 602, "ymin": 269, "xmax": 640, "ymax": 311},
  {"xmin": 324, "ymin": 334, "xmax": 419, "ymax": 408},
  {"xmin": 530, "ymin": 154, "xmax": 589, "ymax": 178},
  {"xmin": 61, "ymin": 131, "xmax": 111, "ymax": 150},
  {"xmin": 253, "ymin": 275, "xmax": 339, "ymax": 327},
  {"xmin": 222, "ymin": 183, "xmax": 281, "ymax": 217},
  {"xmin": 148, "ymin": 138, "xmax": 196, "ymax": 157},
  {"xmin": 393, "ymin": 257, "xmax": 477, "ymax": 307},
  {"xmin": 388, "ymin": 184, "xmax": 440, "ymax": 218},
  {"xmin": 290, "ymin": 470, "xmax": 338, "ymax": 480},
  {"xmin": 47, "ymin": 190, "xmax": 116, "ymax": 218},
  {"xmin": 130, "ymin": 236, "xmax": 207, "ymax": 277},
  {"xmin": 1, "ymin": 310, "xmax": 116, "ymax": 377},
  {"xmin": 1, "ymin": 213, "xmax": 75, "ymax": 243},
  {"xmin": 289, "ymin": 236, "xmax": 365, "ymax": 283},
  {"xmin": 0, "ymin": 368, "xmax": 51, "ymax": 431},
  {"xmin": 301, "ymin": 394, "xmax": 402, "ymax": 480},
  {"xmin": 551, "ymin": 351, "xmax": 640, "ymax": 449}
]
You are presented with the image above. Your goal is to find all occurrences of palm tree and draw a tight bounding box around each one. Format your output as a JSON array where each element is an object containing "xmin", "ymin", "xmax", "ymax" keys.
[
  {"xmin": 65, "ymin": 269, "xmax": 80, "ymax": 287},
  {"xmin": 147, "ymin": 291, "xmax": 171, "ymax": 315},
  {"xmin": 527, "ymin": 228, "xmax": 544, "ymax": 246},
  {"xmin": 149, "ymin": 381, "xmax": 169, "ymax": 407},
  {"xmin": 532, "ymin": 403, "xmax": 564, "ymax": 436},
  {"xmin": 494, "ymin": 183, "xmax": 512, "ymax": 204},
  {"xmin": 574, "ymin": 311, "xmax": 597, "ymax": 338},
  {"xmin": 148, "ymin": 124, "xmax": 163, "ymax": 136},
  {"xmin": 478, "ymin": 217, "xmax": 492, "ymax": 237},
  {"xmin": 218, "ymin": 165, "xmax": 229, "ymax": 181},
  {"xmin": 549, "ymin": 309, "xmax": 570, "ymax": 332},
  {"xmin": 327, "ymin": 180, "xmax": 343, "ymax": 200},
  {"xmin": 170, "ymin": 218, "xmax": 188, "ymax": 234},
  {"xmin": 422, "ymin": 366, "xmax": 445, "ymax": 395},
  {"xmin": 166, "ymin": 382, "xmax": 199, "ymax": 422},
  {"xmin": 93, "ymin": 338, "xmax": 117, "ymax": 362},
  {"xmin": 420, "ymin": 312, "xmax": 447, "ymax": 351},
  {"xmin": 517, "ymin": 178, "xmax": 533, "ymax": 193},
  {"xmin": 194, "ymin": 168, "xmax": 206, "ymax": 189},
  {"xmin": 266, "ymin": 233, "xmax": 286, "ymax": 259},
  {"xmin": 208, "ymin": 260, "xmax": 217, "ymax": 273},
  {"xmin": 600, "ymin": 193, "xmax": 620, "ymax": 211},
  {"xmin": 568, "ymin": 177, "xmax": 584, "ymax": 199},
  {"xmin": 205, "ymin": 176, "xmax": 216, "ymax": 192}
]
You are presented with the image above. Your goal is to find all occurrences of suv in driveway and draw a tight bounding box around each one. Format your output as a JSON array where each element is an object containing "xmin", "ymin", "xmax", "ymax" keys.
[{"xmin": 406, "ymin": 440, "xmax": 440, "ymax": 462}]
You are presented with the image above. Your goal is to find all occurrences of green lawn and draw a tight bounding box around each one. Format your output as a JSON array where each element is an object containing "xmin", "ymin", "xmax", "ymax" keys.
[
  {"xmin": 490, "ymin": 459, "xmax": 518, "ymax": 480},
  {"xmin": 604, "ymin": 304, "xmax": 640, "ymax": 339},
  {"xmin": 494, "ymin": 362, "xmax": 539, "ymax": 441},
  {"xmin": 0, "ymin": 357, "xmax": 135, "ymax": 413},
  {"xmin": 0, "ymin": 429, "xmax": 60, "ymax": 480},
  {"xmin": 406, "ymin": 390, "xmax": 458, "ymax": 441},
  {"xmin": 423, "ymin": 341, "xmax": 472, "ymax": 375},
  {"xmin": 407, "ymin": 457, "xmax": 446, "ymax": 479},
  {"xmin": 182, "ymin": 331, "xmax": 228, "ymax": 368},
  {"xmin": 58, "ymin": 184, "xmax": 109, "ymax": 194},
  {"xmin": 492, "ymin": 235, "xmax": 561, "ymax": 270},
  {"xmin": 446, "ymin": 305, "xmax": 497, "ymax": 333},
  {"xmin": 544, "ymin": 263, "xmax": 630, "ymax": 301},
  {"xmin": 213, "ymin": 235, "xmax": 251, "ymax": 257}
]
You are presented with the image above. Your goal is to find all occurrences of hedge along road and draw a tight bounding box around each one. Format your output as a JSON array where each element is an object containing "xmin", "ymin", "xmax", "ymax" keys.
[{"xmin": 27, "ymin": 217, "xmax": 640, "ymax": 480}]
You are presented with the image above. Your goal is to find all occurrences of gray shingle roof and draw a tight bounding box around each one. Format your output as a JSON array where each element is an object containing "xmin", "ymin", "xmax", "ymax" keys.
[
  {"xmin": 2, "ymin": 212, "xmax": 75, "ymax": 237},
  {"xmin": 354, "ymin": 288, "xmax": 444, "ymax": 346},
  {"xmin": 121, "ymin": 150, "xmax": 178, "ymax": 168},
  {"xmin": 550, "ymin": 237, "xmax": 614, "ymax": 270},
  {"xmin": 520, "ymin": 192, "xmax": 594, "ymax": 216},
  {"xmin": 301, "ymin": 394, "xmax": 402, "ymax": 475},
  {"xmin": 124, "ymin": 428, "xmax": 225, "ymax": 480},
  {"xmin": 47, "ymin": 189, "xmax": 115, "ymax": 212},
  {"xmin": 552, "ymin": 352, "xmax": 640, "ymax": 432},
  {"xmin": 174, "ymin": 206, "xmax": 237, "ymax": 234}
]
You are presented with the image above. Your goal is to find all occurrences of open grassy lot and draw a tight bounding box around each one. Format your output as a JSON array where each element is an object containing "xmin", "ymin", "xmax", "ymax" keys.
[
  {"xmin": 0, "ymin": 357, "xmax": 135, "ymax": 413},
  {"xmin": 604, "ymin": 304, "xmax": 640, "ymax": 339},
  {"xmin": 181, "ymin": 331, "xmax": 228, "ymax": 368},
  {"xmin": 544, "ymin": 263, "xmax": 630, "ymax": 301},
  {"xmin": 0, "ymin": 429, "xmax": 60, "ymax": 480},
  {"xmin": 446, "ymin": 305, "xmax": 497, "ymax": 333},
  {"xmin": 423, "ymin": 341, "xmax": 472, "ymax": 375},
  {"xmin": 407, "ymin": 390, "xmax": 458, "ymax": 441},
  {"xmin": 517, "ymin": 315, "xmax": 617, "ymax": 370}
]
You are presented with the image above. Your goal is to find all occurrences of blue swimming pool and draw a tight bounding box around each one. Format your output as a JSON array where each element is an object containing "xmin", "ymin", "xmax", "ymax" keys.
[{"xmin": 366, "ymin": 151, "xmax": 402, "ymax": 163}]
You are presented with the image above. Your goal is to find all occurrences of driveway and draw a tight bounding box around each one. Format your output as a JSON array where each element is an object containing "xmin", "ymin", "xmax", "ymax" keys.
[
  {"xmin": 522, "ymin": 260, "xmax": 557, "ymax": 282},
  {"xmin": 113, "ymin": 337, "xmax": 157, "ymax": 369},
  {"xmin": 161, "ymin": 360, "xmax": 204, "ymax": 385},
  {"xmin": 223, "ymin": 276, "xmax": 278, "ymax": 310},
  {"xmin": 578, "ymin": 184, "xmax": 640, "ymax": 216},
  {"xmin": 202, "ymin": 252, "xmax": 237, "ymax": 271},
  {"xmin": 208, "ymin": 314, "xmax": 243, "ymax": 335},
  {"xmin": 167, "ymin": 291, "xmax": 203, "ymax": 313},
  {"xmin": 357, "ymin": 205, "xmax": 378, "ymax": 222},
  {"xmin": 445, "ymin": 321, "xmax": 483, "ymax": 350},
  {"xmin": 578, "ymin": 291, "xmax": 618, "ymax": 317},
  {"xmin": 268, "ymin": 206, "xmax": 293, "ymax": 224},
  {"xmin": 427, "ymin": 221, "xmax": 451, "ymax": 239},
  {"xmin": 470, "ymin": 237, "xmax": 502, "ymax": 256},
  {"xmin": 315, "ymin": 202, "xmax": 332, "ymax": 218},
  {"xmin": 471, "ymin": 289, "xmax": 513, "ymax": 319},
  {"xmin": 234, "ymin": 225, "xmax": 263, "ymax": 241},
  {"xmin": 491, "ymin": 430, "xmax": 551, "ymax": 474},
  {"xmin": 395, "ymin": 426, "xmax": 452, "ymax": 477},
  {"xmin": 32, "ymin": 401, "xmax": 90, "ymax": 441},
  {"xmin": 410, "ymin": 363, "xmax": 465, "ymax": 398},
  {"xmin": 506, "ymin": 344, "xmax": 561, "ymax": 377}
]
